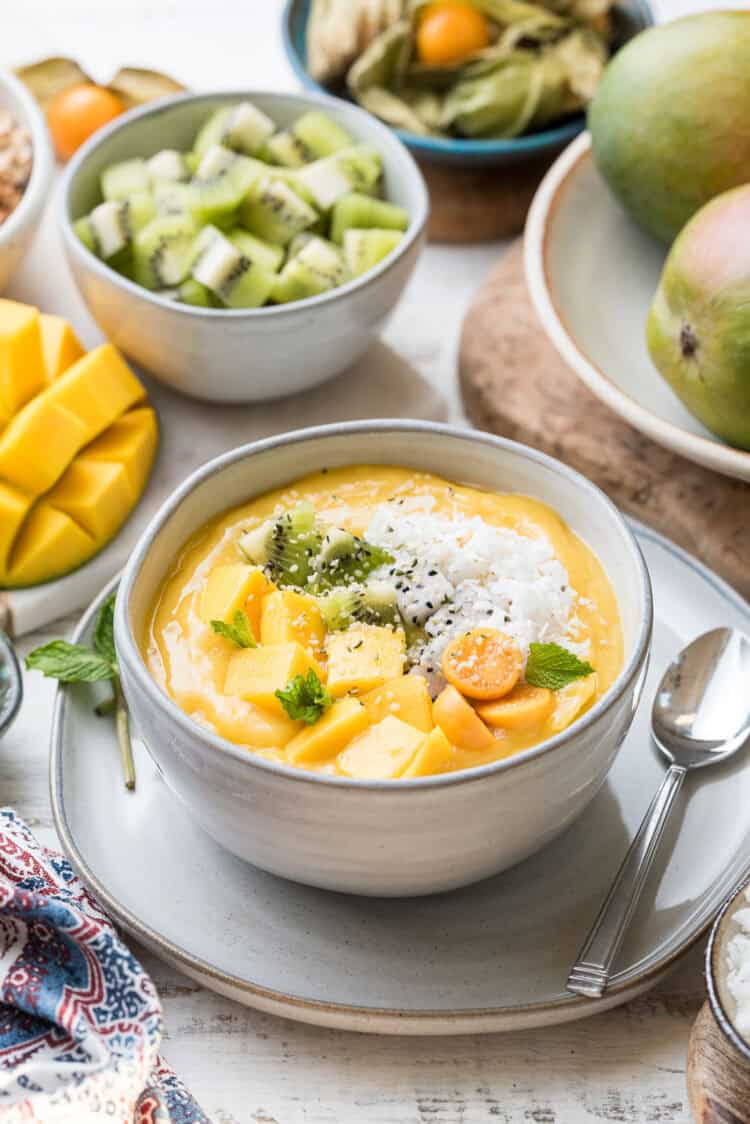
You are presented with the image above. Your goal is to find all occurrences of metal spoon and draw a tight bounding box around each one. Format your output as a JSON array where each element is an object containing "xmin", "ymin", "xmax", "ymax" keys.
[
  {"xmin": 0, "ymin": 631, "xmax": 22, "ymax": 738},
  {"xmin": 567, "ymin": 627, "xmax": 750, "ymax": 999}
]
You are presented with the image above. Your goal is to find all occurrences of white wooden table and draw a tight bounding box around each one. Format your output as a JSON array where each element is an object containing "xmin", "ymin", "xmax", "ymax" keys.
[{"xmin": 2, "ymin": 1, "xmax": 730, "ymax": 1118}]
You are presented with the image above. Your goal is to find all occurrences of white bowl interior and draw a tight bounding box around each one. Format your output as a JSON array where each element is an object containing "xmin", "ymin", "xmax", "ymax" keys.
[
  {"xmin": 713, "ymin": 885, "xmax": 750, "ymax": 1054},
  {"xmin": 126, "ymin": 427, "xmax": 648, "ymax": 687},
  {"xmin": 65, "ymin": 91, "xmax": 426, "ymax": 226}
]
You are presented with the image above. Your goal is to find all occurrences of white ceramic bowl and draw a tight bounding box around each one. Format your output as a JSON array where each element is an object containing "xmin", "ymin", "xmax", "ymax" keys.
[
  {"xmin": 707, "ymin": 876, "xmax": 750, "ymax": 1066},
  {"xmin": 115, "ymin": 422, "xmax": 652, "ymax": 897},
  {"xmin": 59, "ymin": 90, "xmax": 429, "ymax": 403},
  {"xmin": 524, "ymin": 132, "xmax": 750, "ymax": 484},
  {"xmin": 0, "ymin": 69, "xmax": 53, "ymax": 293}
]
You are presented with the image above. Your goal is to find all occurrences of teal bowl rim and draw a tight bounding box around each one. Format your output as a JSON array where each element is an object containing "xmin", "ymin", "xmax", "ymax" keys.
[
  {"xmin": 282, "ymin": 0, "xmax": 655, "ymax": 161},
  {"xmin": 0, "ymin": 631, "xmax": 22, "ymax": 738}
]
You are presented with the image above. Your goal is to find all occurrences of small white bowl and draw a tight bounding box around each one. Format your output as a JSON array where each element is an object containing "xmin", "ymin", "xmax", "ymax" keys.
[
  {"xmin": 59, "ymin": 90, "xmax": 429, "ymax": 403},
  {"xmin": 707, "ymin": 876, "xmax": 750, "ymax": 1066},
  {"xmin": 115, "ymin": 422, "xmax": 652, "ymax": 897},
  {"xmin": 0, "ymin": 69, "xmax": 53, "ymax": 294}
]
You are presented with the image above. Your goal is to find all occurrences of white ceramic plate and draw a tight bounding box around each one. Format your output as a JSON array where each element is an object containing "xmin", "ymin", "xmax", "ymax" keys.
[
  {"xmin": 525, "ymin": 133, "xmax": 750, "ymax": 484},
  {"xmin": 51, "ymin": 524, "xmax": 750, "ymax": 1035}
]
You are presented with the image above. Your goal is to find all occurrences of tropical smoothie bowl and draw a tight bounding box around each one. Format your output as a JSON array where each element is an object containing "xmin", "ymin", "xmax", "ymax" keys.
[{"xmin": 116, "ymin": 423, "xmax": 651, "ymax": 895}]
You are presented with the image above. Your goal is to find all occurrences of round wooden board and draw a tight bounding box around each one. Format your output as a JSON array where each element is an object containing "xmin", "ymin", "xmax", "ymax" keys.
[
  {"xmin": 688, "ymin": 1003, "xmax": 750, "ymax": 1123},
  {"xmin": 459, "ymin": 239, "xmax": 750, "ymax": 601},
  {"xmin": 421, "ymin": 154, "xmax": 558, "ymax": 243}
]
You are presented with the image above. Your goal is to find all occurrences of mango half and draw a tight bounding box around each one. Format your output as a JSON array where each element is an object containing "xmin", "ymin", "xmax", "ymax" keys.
[{"xmin": 0, "ymin": 300, "xmax": 158, "ymax": 588}]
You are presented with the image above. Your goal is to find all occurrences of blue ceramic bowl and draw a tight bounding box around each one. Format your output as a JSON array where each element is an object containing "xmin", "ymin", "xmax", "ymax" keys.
[
  {"xmin": 0, "ymin": 632, "xmax": 22, "ymax": 738},
  {"xmin": 283, "ymin": 0, "xmax": 654, "ymax": 167}
]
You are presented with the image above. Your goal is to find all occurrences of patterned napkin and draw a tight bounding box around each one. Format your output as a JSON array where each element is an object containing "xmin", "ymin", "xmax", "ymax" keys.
[{"xmin": 0, "ymin": 809, "xmax": 208, "ymax": 1123}]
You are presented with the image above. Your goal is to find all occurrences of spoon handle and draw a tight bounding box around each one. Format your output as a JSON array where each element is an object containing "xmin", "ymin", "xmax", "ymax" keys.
[{"xmin": 567, "ymin": 763, "xmax": 687, "ymax": 999}]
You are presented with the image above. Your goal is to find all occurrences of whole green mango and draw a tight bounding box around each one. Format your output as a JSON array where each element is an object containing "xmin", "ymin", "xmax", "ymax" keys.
[
  {"xmin": 647, "ymin": 184, "xmax": 750, "ymax": 450},
  {"xmin": 589, "ymin": 12, "xmax": 750, "ymax": 244}
]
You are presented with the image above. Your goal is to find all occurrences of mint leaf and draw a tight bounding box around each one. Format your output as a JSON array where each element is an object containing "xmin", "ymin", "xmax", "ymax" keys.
[
  {"xmin": 210, "ymin": 610, "xmax": 256, "ymax": 649},
  {"xmin": 26, "ymin": 641, "xmax": 115, "ymax": 683},
  {"xmin": 525, "ymin": 643, "xmax": 594, "ymax": 691},
  {"xmin": 93, "ymin": 592, "xmax": 117, "ymax": 664},
  {"xmin": 275, "ymin": 669, "xmax": 332, "ymax": 725}
]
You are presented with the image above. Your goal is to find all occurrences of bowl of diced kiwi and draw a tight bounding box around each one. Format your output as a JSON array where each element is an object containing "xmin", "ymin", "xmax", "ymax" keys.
[{"xmin": 59, "ymin": 90, "xmax": 429, "ymax": 402}]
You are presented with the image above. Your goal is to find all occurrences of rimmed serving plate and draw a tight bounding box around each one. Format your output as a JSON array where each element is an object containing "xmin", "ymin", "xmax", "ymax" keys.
[
  {"xmin": 525, "ymin": 132, "xmax": 750, "ymax": 484},
  {"xmin": 51, "ymin": 523, "xmax": 750, "ymax": 1035}
]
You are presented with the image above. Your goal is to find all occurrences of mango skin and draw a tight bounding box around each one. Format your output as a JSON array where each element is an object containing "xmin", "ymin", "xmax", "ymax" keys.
[
  {"xmin": 589, "ymin": 12, "xmax": 750, "ymax": 244},
  {"xmin": 646, "ymin": 184, "xmax": 750, "ymax": 450}
]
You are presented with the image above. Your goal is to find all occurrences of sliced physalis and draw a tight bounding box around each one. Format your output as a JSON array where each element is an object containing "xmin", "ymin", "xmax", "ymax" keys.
[{"xmin": 0, "ymin": 300, "xmax": 157, "ymax": 588}]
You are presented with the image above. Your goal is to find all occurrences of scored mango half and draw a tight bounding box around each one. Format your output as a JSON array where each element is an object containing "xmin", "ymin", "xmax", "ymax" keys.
[{"xmin": 0, "ymin": 299, "xmax": 158, "ymax": 588}]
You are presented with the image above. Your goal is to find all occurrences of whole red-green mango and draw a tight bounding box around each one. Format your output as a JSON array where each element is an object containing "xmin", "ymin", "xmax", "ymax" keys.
[
  {"xmin": 589, "ymin": 12, "xmax": 750, "ymax": 244},
  {"xmin": 647, "ymin": 184, "xmax": 750, "ymax": 449}
]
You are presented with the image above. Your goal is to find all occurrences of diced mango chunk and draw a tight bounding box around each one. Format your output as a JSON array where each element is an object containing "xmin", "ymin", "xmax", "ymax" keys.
[
  {"xmin": 39, "ymin": 314, "xmax": 85, "ymax": 382},
  {"xmin": 402, "ymin": 726, "xmax": 456, "ymax": 778},
  {"xmin": 286, "ymin": 697, "xmax": 369, "ymax": 764},
  {"xmin": 326, "ymin": 625, "xmax": 405, "ymax": 697},
  {"xmin": 0, "ymin": 300, "xmax": 45, "ymax": 425},
  {"xmin": 0, "ymin": 397, "xmax": 92, "ymax": 494},
  {"xmin": 337, "ymin": 716, "xmax": 426, "ymax": 779},
  {"xmin": 7, "ymin": 503, "xmax": 94, "ymax": 587},
  {"xmin": 224, "ymin": 642, "xmax": 324, "ymax": 716},
  {"xmin": 362, "ymin": 674, "xmax": 433, "ymax": 732},
  {"xmin": 44, "ymin": 459, "xmax": 133, "ymax": 541},
  {"xmin": 549, "ymin": 674, "xmax": 598, "ymax": 733},
  {"xmin": 82, "ymin": 406, "xmax": 158, "ymax": 498},
  {"xmin": 200, "ymin": 564, "xmax": 270, "ymax": 635},
  {"xmin": 46, "ymin": 343, "xmax": 146, "ymax": 435},
  {"xmin": 0, "ymin": 482, "xmax": 32, "ymax": 573},
  {"xmin": 261, "ymin": 589, "xmax": 326, "ymax": 658}
]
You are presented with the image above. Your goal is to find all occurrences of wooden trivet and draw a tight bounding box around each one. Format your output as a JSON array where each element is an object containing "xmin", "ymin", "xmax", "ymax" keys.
[
  {"xmin": 421, "ymin": 153, "xmax": 558, "ymax": 243},
  {"xmin": 687, "ymin": 1002, "xmax": 750, "ymax": 1123},
  {"xmin": 459, "ymin": 240, "xmax": 750, "ymax": 600}
]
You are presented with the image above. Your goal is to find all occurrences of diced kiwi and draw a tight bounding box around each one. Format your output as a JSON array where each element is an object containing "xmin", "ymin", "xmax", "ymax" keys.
[
  {"xmin": 132, "ymin": 214, "xmax": 197, "ymax": 289},
  {"xmin": 226, "ymin": 229, "xmax": 285, "ymax": 273},
  {"xmin": 101, "ymin": 158, "xmax": 151, "ymax": 201},
  {"xmin": 190, "ymin": 147, "xmax": 262, "ymax": 225},
  {"xmin": 147, "ymin": 148, "xmax": 191, "ymax": 183},
  {"xmin": 80, "ymin": 192, "xmax": 156, "ymax": 260},
  {"xmin": 319, "ymin": 582, "xmax": 401, "ymax": 631},
  {"xmin": 262, "ymin": 130, "xmax": 309, "ymax": 168},
  {"xmin": 239, "ymin": 176, "xmax": 318, "ymax": 246},
  {"xmin": 153, "ymin": 181, "xmax": 195, "ymax": 217},
  {"xmin": 286, "ymin": 231, "xmax": 316, "ymax": 259},
  {"xmin": 178, "ymin": 278, "xmax": 219, "ymax": 307},
  {"xmin": 194, "ymin": 102, "xmax": 275, "ymax": 159},
  {"xmin": 239, "ymin": 503, "xmax": 322, "ymax": 587},
  {"xmin": 343, "ymin": 228, "xmax": 403, "ymax": 277},
  {"xmin": 295, "ymin": 145, "xmax": 383, "ymax": 211},
  {"xmin": 311, "ymin": 528, "xmax": 393, "ymax": 589},
  {"xmin": 191, "ymin": 231, "xmax": 275, "ymax": 309},
  {"xmin": 330, "ymin": 193, "xmax": 408, "ymax": 245},
  {"xmin": 262, "ymin": 111, "xmax": 353, "ymax": 167},
  {"xmin": 271, "ymin": 237, "xmax": 347, "ymax": 303}
]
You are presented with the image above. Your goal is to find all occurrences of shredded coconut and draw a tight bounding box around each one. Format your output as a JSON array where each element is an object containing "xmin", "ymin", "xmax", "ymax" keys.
[
  {"xmin": 366, "ymin": 498, "xmax": 588, "ymax": 693},
  {"xmin": 726, "ymin": 889, "xmax": 750, "ymax": 1041}
]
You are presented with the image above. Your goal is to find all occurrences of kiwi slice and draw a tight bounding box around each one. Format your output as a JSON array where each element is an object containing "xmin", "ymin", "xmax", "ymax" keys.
[
  {"xmin": 239, "ymin": 503, "xmax": 322, "ymax": 587},
  {"xmin": 194, "ymin": 102, "xmax": 275, "ymax": 159},
  {"xmin": 191, "ymin": 147, "xmax": 263, "ymax": 225},
  {"xmin": 101, "ymin": 158, "xmax": 151, "ymax": 201},
  {"xmin": 343, "ymin": 228, "xmax": 403, "ymax": 278},
  {"xmin": 262, "ymin": 111, "xmax": 353, "ymax": 167},
  {"xmin": 319, "ymin": 582, "xmax": 402, "ymax": 631},
  {"xmin": 311, "ymin": 528, "xmax": 393, "ymax": 590},
  {"xmin": 191, "ymin": 231, "xmax": 276, "ymax": 309},
  {"xmin": 147, "ymin": 148, "xmax": 191, "ymax": 184},
  {"xmin": 295, "ymin": 145, "xmax": 383, "ymax": 211},
  {"xmin": 81, "ymin": 192, "xmax": 156, "ymax": 260},
  {"xmin": 330, "ymin": 193, "xmax": 408, "ymax": 246},
  {"xmin": 239, "ymin": 176, "xmax": 318, "ymax": 247},
  {"xmin": 132, "ymin": 214, "xmax": 197, "ymax": 289},
  {"xmin": 226, "ymin": 228, "xmax": 285, "ymax": 273},
  {"xmin": 178, "ymin": 278, "xmax": 219, "ymax": 307},
  {"xmin": 271, "ymin": 237, "xmax": 347, "ymax": 303},
  {"xmin": 262, "ymin": 130, "xmax": 309, "ymax": 169}
]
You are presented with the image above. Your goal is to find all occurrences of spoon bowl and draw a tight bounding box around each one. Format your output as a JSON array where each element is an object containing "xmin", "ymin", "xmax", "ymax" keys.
[
  {"xmin": 569, "ymin": 627, "xmax": 750, "ymax": 998},
  {"xmin": 0, "ymin": 631, "xmax": 22, "ymax": 738}
]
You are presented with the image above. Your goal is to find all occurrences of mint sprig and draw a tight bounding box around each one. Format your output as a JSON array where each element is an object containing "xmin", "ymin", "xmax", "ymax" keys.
[
  {"xmin": 525, "ymin": 643, "xmax": 594, "ymax": 691},
  {"xmin": 275, "ymin": 669, "xmax": 332, "ymax": 725},
  {"xmin": 210, "ymin": 610, "xmax": 256, "ymax": 649},
  {"xmin": 26, "ymin": 591, "xmax": 136, "ymax": 790}
]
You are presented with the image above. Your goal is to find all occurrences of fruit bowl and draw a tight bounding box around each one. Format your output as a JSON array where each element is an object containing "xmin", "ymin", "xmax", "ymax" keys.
[
  {"xmin": 0, "ymin": 68, "xmax": 54, "ymax": 294},
  {"xmin": 114, "ymin": 421, "xmax": 652, "ymax": 897},
  {"xmin": 282, "ymin": 0, "xmax": 654, "ymax": 168},
  {"xmin": 59, "ymin": 90, "xmax": 429, "ymax": 403}
]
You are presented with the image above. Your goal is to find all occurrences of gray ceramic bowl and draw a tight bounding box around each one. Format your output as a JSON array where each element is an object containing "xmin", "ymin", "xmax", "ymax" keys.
[
  {"xmin": 0, "ymin": 631, "xmax": 22, "ymax": 738},
  {"xmin": 115, "ymin": 422, "xmax": 652, "ymax": 896},
  {"xmin": 707, "ymin": 876, "xmax": 750, "ymax": 1065},
  {"xmin": 59, "ymin": 90, "xmax": 429, "ymax": 403},
  {"xmin": 0, "ymin": 68, "xmax": 53, "ymax": 293}
]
